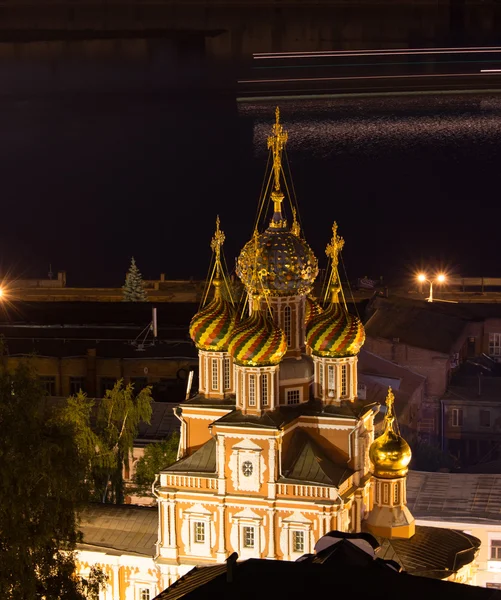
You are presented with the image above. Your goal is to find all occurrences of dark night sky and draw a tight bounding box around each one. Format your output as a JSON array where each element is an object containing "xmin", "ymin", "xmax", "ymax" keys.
[{"xmin": 1, "ymin": 88, "xmax": 501, "ymax": 287}]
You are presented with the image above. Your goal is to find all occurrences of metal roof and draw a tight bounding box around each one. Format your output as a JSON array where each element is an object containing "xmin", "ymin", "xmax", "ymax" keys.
[
  {"xmin": 78, "ymin": 504, "xmax": 157, "ymax": 557},
  {"xmin": 165, "ymin": 437, "xmax": 216, "ymax": 474},
  {"xmin": 407, "ymin": 470, "xmax": 501, "ymax": 523}
]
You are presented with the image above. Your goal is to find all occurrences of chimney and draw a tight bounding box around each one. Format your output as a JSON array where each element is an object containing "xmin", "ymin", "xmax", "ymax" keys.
[{"xmin": 226, "ymin": 552, "xmax": 238, "ymax": 583}]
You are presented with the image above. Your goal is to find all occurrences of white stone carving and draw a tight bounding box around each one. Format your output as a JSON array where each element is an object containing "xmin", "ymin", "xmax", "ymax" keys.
[{"xmin": 228, "ymin": 440, "xmax": 267, "ymax": 492}]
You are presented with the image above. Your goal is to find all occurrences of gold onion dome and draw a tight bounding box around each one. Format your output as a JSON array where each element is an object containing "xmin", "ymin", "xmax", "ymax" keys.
[
  {"xmin": 237, "ymin": 226, "xmax": 318, "ymax": 297},
  {"xmin": 236, "ymin": 108, "xmax": 318, "ymax": 298},
  {"xmin": 189, "ymin": 277, "xmax": 236, "ymax": 351},
  {"xmin": 369, "ymin": 388, "xmax": 412, "ymax": 479},
  {"xmin": 228, "ymin": 305, "xmax": 287, "ymax": 367}
]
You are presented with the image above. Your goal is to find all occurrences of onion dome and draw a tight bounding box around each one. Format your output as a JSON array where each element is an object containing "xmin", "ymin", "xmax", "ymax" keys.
[
  {"xmin": 304, "ymin": 296, "xmax": 323, "ymax": 327},
  {"xmin": 236, "ymin": 223, "xmax": 318, "ymax": 297},
  {"xmin": 189, "ymin": 277, "xmax": 236, "ymax": 351},
  {"xmin": 228, "ymin": 307, "xmax": 287, "ymax": 367},
  {"xmin": 369, "ymin": 388, "xmax": 412, "ymax": 479},
  {"xmin": 306, "ymin": 287, "xmax": 365, "ymax": 358}
]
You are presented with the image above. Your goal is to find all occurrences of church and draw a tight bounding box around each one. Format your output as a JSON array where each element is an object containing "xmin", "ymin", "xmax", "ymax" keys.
[{"xmin": 77, "ymin": 109, "xmax": 480, "ymax": 600}]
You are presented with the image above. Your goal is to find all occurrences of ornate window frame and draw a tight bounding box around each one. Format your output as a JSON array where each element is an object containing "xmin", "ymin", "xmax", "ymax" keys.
[
  {"xmin": 230, "ymin": 508, "xmax": 264, "ymax": 559},
  {"xmin": 180, "ymin": 504, "xmax": 215, "ymax": 558},
  {"xmin": 280, "ymin": 511, "xmax": 312, "ymax": 560}
]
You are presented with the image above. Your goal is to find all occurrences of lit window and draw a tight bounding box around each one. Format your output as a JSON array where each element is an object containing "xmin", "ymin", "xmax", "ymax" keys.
[
  {"xmin": 328, "ymin": 365, "xmax": 335, "ymax": 394},
  {"xmin": 480, "ymin": 409, "xmax": 491, "ymax": 427},
  {"xmin": 224, "ymin": 357, "xmax": 231, "ymax": 391},
  {"xmin": 194, "ymin": 521, "xmax": 205, "ymax": 544},
  {"xmin": 284, "ymin": 306, "xmax": 292, "ymax": 347},
  {"xmin": 393, "ymin": 483, "xmax": 399, "ymax": 504},
  {"xmin": 341, "ymin": 364, "xmax": 348, "ymax": 397},
  {"xmin": 452, "ymin": 408, "xmax": 463, "ymax": 427},
  {"xmin": 140, "ymin": 590, "xmax": 150, "ymax": 600},
  {"xmin": 211, "ymin": 359, "xmax": 218, "ymax": 390},
  {"xmin": 249, "ymin": 375, "xmax": 256, "ymax": 406},
  {"xmin": 261, "ymin": 374, "xmax": 268, "ymax": 407},
  {"xmin": 491, "ymin": 540, "xmax": 501, "ymax": 560},
  {"xmin": 489, "ymin": 333, "xmax": 501, "ymax": 357},
  {"xmin": 243, "ymin": 526, "xmax": 254, "ymax": 548},
  {"xmin": 292, "ymin": 530, "xmax": 305, "ymax": 553},
  {"xmin": 286, "ymin": 389, "xmax": 301, "ymax": 405}
]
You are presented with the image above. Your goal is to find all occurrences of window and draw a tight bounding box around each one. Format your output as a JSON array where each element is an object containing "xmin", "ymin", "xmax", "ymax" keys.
[
  {"xmin": 375, "ymin": 483, "xmax": 380, "ymax": 504},
  {"xmin": 341, "ymin": 364, "xmax": 348, "ymax": 397},
  {"xmin": 100, "ymin": 377, "xmax": 116, "ymax": 397},
  {"xmin": 194, "ymin": 521, "xmax": 205, "ymax": 544},
  {"xmin": 211, "ymin": 359, "xmax": 218, "ymax": 390},
  {"xmin": 491, "ymin": 540, "xmax": 501, "ymax": 560},
  {"xmin": 242, "ymin": 461, "xmax": 253, "ymax": 477},
  {"xmin": 319, "ymin": 364, "xmax": 324, "ymax": 395},
  {"xmin": 383, "ymin": 483, "xmax": 389, "ymax": 504},
  {"xmin": 489, "ymin": 333, "xmax": 501, "ymax": 357},
  {"xmin": 328, "ymin": 365, "xmax": 335, "ymax": 394},
  {"xmin": 69, "ymin": 376, "xmax": 86, "ymax": 395},
  {"xmin": 39, "ymin": 376, "xmax": 56, "ymax": 396},
  {"xmin": 249, "ymin": 375, "xmax": 256, "ymax": 406},
  {"xmin": 292, "ymin": 530, "xmax": 305, "ymax": 553},
  {"xmin": 393, "ymin": 483, "xmax": 400, "ymax": 504},
  {"xmin": 140, "ymin": 590, "xmax": 150, "ymax": 600},
  {"xmin": 261, "ymin": 374, "xmax": 268, "ymax": 407},
  {"xmin": 451, "ymin": 408, "xmax": 463, "ymax": 427},
  {"xmin": 284, "ymin": 305, "xmax": 292, "ymax": 347},
  {"xmin": 286, "ymin": 389, "xmax": 301, "ymax": 405},
  {"xmin": 130, "ymin": 377, "xmax": 147, "ymax": 392},
  {"xmin": 243, "ymin": 526, "xmax": 255, "ymax": 548},
  {"xmin": 480, "ymin": 409, "xmax": 491, "ymax": 427},
  {"xmin": 224, "ymin": 357, "xmax": 231, "ymax": 391}
]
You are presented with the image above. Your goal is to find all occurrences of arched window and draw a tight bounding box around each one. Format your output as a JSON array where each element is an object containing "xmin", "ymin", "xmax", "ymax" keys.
[{"xmin": 284, "ymin": 306, "xmax": 292, "ymax": 347}]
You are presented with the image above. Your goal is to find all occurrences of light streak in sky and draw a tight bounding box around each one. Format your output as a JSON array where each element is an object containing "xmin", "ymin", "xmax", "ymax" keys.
[
  {"xmin": 253, "ymin": 46, "xmax": 501, "ymax": 60},
  {"xmin": 238, "ymin": 72, "xmax": 501, "ymax": 85}
]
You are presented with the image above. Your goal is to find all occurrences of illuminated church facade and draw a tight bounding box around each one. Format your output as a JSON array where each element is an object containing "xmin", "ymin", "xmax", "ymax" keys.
[{"xmin": 77, "ymin": 110, "xmax": 479, "ymax": 599}]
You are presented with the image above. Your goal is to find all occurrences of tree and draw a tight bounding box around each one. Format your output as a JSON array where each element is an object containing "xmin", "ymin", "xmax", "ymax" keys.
[
  {"xmin": 0, "ymin": 361, "xmax": 106, "ymax": 599},
  {"xmin": 60, "ymin": 380, "xmax": 154, "ymax": 504},
  {"xmin": 131, "ymin": 432, "xmax": 180, "ymax": 497},
  {"xmin": 122, "ymin": 257, "xmax": 148, "ymax": 302}
]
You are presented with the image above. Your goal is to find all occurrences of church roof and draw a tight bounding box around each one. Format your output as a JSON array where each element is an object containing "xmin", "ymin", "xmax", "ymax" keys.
[
  {"xmin": 282, "ymin": 429, "xmax": 353, "ymax": 487},
  {"xmin": 78, "ymin": 504, "xmax": 157, "ymax": 557},
  {"xmin": 407, "ymin": 470, "xmax": 501, "ymax": 523},
  {"xmin": 374, "ymin": 525, "xmax": 480, "ymax": 579},
  {"xmin": 164, "ymin": 437, "xmax": 217, "ymax": 474}
]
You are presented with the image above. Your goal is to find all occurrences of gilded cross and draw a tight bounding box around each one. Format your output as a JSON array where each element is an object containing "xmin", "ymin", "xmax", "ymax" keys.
[
  {"xmin": 267, "ymin": 107, "xmax": 288, "ymax": 192},
  {"xmin": 385, "ymin": 387, "xmax": 395, "ymax": 422},
  {"xmin": 325, "ymin": 222, "xmax": 345, "ymax": 271},
  {"xmin": 210, "ymin": 216, "xmax": 225, "ymax": 266}
]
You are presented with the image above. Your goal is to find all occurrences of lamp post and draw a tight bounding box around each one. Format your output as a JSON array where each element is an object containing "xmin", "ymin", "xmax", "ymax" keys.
[{"xmin": 417, "ymin": 273, "xmax": 446, "ymax": 303}]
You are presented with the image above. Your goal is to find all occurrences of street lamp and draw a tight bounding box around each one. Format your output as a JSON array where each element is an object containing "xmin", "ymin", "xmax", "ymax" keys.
[{"xmin": 417, "ymin": 273, "xmax": 446, "ymax": 303}]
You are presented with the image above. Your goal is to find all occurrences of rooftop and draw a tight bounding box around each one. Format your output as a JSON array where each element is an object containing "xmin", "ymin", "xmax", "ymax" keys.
[{"xmin": 407, "ymin": 470, "xmax": 501, "ymax": 524}]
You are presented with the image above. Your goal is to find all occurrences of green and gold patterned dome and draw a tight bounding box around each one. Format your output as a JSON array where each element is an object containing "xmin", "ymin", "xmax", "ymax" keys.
[
  {"xmin": 228, "ymin": 307, "xmax": 287, "ymax": 367},
  {"xmin": 189, "ymin": 278, "xmax": 236, "ymax": 351},
  {"xmin": 236, "ymin": 224, "xmax": 318, "ymax": 297},
  {"xmin": 306, "ymin": 299, "xmax": 365, "ymax": 358},
  {"xmin": 304, "ymin": 296, "xmax": 323, "ymax": 327}
]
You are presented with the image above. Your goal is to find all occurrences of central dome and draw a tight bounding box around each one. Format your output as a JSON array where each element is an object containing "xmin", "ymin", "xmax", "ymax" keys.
[{"xmin": 236, "ymin": 226, "xmax": 318, "ymax": 297}]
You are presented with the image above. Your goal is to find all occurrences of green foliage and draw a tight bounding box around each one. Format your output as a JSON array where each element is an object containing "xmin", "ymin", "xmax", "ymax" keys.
[
  {"xmin": 131, "ymin": 432, "xmax": 180, "ymax": 496},
  {"xmin": 122, "ymin": 257, "xmax": 148, "ymax": 302},
  {"xmin": 0, "ymin": 361, "xmax": 107, "ymax": 599},
  {"xmin": 410, "ymin": 438, "xmax": 455, "ymax": 472},
  {"xmin": 59, "ymin": 379, "xmax": 154, "ymax": 504}
]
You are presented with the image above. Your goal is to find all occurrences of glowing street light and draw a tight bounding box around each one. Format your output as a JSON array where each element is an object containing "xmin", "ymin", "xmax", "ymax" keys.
[{"xmin": 417, "ymin": 273, "xmax": 446, "ymax": 302}]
